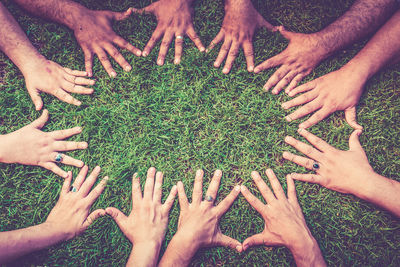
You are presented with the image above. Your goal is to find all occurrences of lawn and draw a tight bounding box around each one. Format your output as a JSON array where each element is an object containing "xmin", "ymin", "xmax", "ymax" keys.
[{"xmin": 0, "ymin": 0, "xmax": 400, "ymax": 266}]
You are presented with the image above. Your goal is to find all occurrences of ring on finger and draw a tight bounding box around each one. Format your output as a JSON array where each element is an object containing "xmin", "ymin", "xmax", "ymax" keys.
[
  {"xmin": 205, "ymin": 195, "xmax": 214, "ymax": 202},
  {"xmin": 70, "ymin": 186, "xmax": 77, "ymax": 192},
  {"xmin": 312, "ymin": 161, "xmax": 320, "ymax": 171},
  {"xmin": 176, "ymin": 35, "xmax": 184, "ymax": 40},
  {"xmin": 55, "ymin": 153, "xmax": 63, "ymax": 163}
]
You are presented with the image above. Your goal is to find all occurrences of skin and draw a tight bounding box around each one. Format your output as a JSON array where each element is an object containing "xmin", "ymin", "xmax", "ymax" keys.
[
  {"xmin": 0, "ymin": 2, "xmax": 94, "ymax": 110},
  {"xmin": 134, "ymin": 0, "xmax": 205, "ymax": 65},
  {"xmin": 283, "ymin": 128, "xmax": 400, "ymax": 217},
  {"xmin": 13, "ymin": 0, "xmax": 142, "ymax": 77},
  {"xmin": 159, "ymin": 170, "xmax": 242, "ymax": 267},
  {"xmin": 207, "ymin": 0, "xmax": 275, "ymax": 74},
  {"xmin": 0, "ymin": 167, "xmax": 108, "ymax": 263},
  {"xmin": 282, "ymin": 9, "xmax": 400, "ymax": 129},
  {"xmin": 241, "ymin": 169, "xmax": 326, "ymax": 267},
  {"xmin": 254, "ymin": 0, "xmax": 398, "ymax": 95},
  {"xmin": 105, "ymin": 167, "xmax": 177, "ymax": 267},
  {"xmin": 0, "ymin": 110, "xmax": 88, "ymax": 178}
]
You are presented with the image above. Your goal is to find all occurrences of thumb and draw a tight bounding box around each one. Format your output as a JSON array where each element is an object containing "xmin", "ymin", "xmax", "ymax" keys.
[
  {"xmin": 348, "ymin": 129, "xmax": 363, "ymax": 152},
  {"xmin": 105, "ymin": 207, "xmax": 128, "ymax": 228},
  {"xmin": 215, "ymin": 234, "xmax": 243, "ymax": 253},
  {"xmin": 278, "ymin": 25, "xmax": 294, "ymax": 40},
  {"xmin": 27, "ymin": 87, "xmax": 43, "ymax": 111},
  {"xmin": 345, "ymin": 107, "xmax": 363, "ymax": 130},
  {"xmin": 82, "ymin": 209, "xmax": 106, "ymax": 229},
  {"xmin": 112, "ymin": 8, "xmax": 132, "ymax": 21},
  {"xmin": 257, "ymin": 15, "xmax": 275, "ymax": 32},
  {"xmin": 30, "ymin": 109, "xmax": 49, "ymax": 129},
  {"xmin": 132, "ymin": 3, "xmax": 157, "ymax": 15},
  {"xmin": 242, "ymin": 233, "xmax": 265, "ymax": 251}
]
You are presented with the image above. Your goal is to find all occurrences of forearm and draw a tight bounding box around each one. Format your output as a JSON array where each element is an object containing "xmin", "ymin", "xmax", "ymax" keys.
[
  {"xmin": 312, "ymin": 0, "xmax": 398, "ymax": 56},
  {"xmin": 13, "ymin": 0, "xmax": 87, "ymax": 30},
  {"xmin": 126, "ymin": 242, "xmax": 161, "ymax": 267},
  {"xmin": 0, "ymin": 222, "xmax": 67, "ymax": 263},
  {"xmin": 158, "ymin": 233, "xmax": 198, "ymax": 267},
  {"xmin": 0, "ymin": 3, "xmax": 44, "ymax": 73}
]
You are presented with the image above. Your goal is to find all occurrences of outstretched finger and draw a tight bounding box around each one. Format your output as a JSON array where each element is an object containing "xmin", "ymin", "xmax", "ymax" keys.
[
  {"xmin": 30, "ymin": 109, "xmax": 49, "ymax": 129},
  {"xmin": 157, "ymin": 31, "xmax": 174, "ymax": 65},
  {"xmin": 240, "ymin": 185, "xmax": 265, "ymax": 214},
  {"xmin": 222, "ymin": 41, "xmax": 240, "ymax": 74},
  {"xmin": 297, "ymin": 128, "xmax": 332, "ymax": 152},
  {"xmin": 143, "ymin": 167, "xmax": 156, "ymax": 200},
  {"xmin": 53, "ymin": 88, "xmax": 82, "ymax": 106},
  {"xmin": 63, "ymin": 68, "xmax": 87, "ymax": 77},
  {"xmin": 192, "ymin": 169, "xmax": 204, "ymax": 204},
  {"xmin": 53, "ymin": 141, "xmax": 88, "ymax": 151},
  {"xmin": 79, "ymin": 166, "xmax": 101, "ymax": 197},
  {"xmin": 177, "ymin": 181, "xmax": 189, "ymax": 209},
  {"xmin": 214, "ymin": 38, "xmax": 232, "ymax": 68},
  {"xmin": 282, "ymin": 151, "xmax": 314, "ymax": 170},
  {"xmin": 43, "ymin": 162, "xmax": 68, "ymax": 178},
  {"xmin": 113, "ymin": 36, "xmax": 142, "ymax": 57},
  {"xmin": 272, "ymin": 70, "xmax": 298, "ymax": 95},
  {"xmin": 285, "ymin": 72, "xmax": 307, "ymax": 94},
  {"xmin": 162, "ymin": 185, "xmax": 178, "ymax": 215},
  {"xmin": 285, "ymin": 99, "xmax": 321, "ymax": 122},
  {"xmin": 131, "ymin": 173, "xmax": 142, "ymax": 205},
  {"xmin": 86, "ymin": 176, "xmax": 108, "ymax": 203},
  {"xmin": 104, "ymin": 43, "xmax": 132, "ymax": 72},
  {"xmin": 242, "ymin": 40, "xmax": 255, "ymax": 72},
  {"xmin": 242, "ymin": 233, "xmax": 265, "ymax": 251},
  {"xmin": 153, "ymin": 171, "xmax": 164, "ymax": 202},
  {"xmin": 263, "ymin": 65, "xmax": 290, "ymax": 93},
  {"xmin": 289, "ymin": 173, "xmax": 323, "ymax": 185},
  {"xmin": 281, "ymin": 91, "xmax": 317, "ymax": 110},
  {"xmin": 94, "ymin": 48, "xmax": 117, "ymax": 78},
  {"xmin": 288, "ymin": 81, "xmax": 315, "ymax": 97},
  {"xmin": 216, "ymin": 185, "xmax": 240, "ymax": 215},
  {"xmin": 187, "ymin": 25, "xmax": 205, "ymax": 52},
  {"xmin": 251, "ymin": 171, "xmax": 275, "ymax": 203},
  {"xmin": 61, "ymin": 171, "xmax": 73, "ymax": 195},
  {"xmin": 50, "ymin": 152, "xmax": 84, "ymax": 168},
  {"xmin": 284, "ymin": 136, "xmax": 322, "ymax": 160},
  {"xmin": 265, "ymin": 169, "xmax": 286, "ymax": 200},
  {"xmin": 298, "ymin": 107, "xmax": 331, "ymax": 129},
  {"xmin": 205, "ymin": 170, "xmax": 223, "ymax": 201},
  {"xmin": 215, "ymin": 234, "xmax": 242, "ymax": 252},
  {"xmin": 27, "ymin": 87, "xmax": 44, "ymax": 111},
  {"xmin": 142, "ymin": 26, "xmax": 164, "ymax": 57},
  {"xmin": 82, "ymin": 47, "xmax": 94, "ymax": 77},
  {"xmin": 174, "ymin": 33, "xmax": 184, "ymax": 65},
  {"xmin": 105, "ymin": 207, "xmax": 128, "ymax": 229},
  {"xmin": 110, "ymin": 8, "xmax": 132, "ymax": 21},
  {"xmin": 207, "ymin": 30, "xmax": 224, "ymax": 52},
  {"xmin": 83, "ymin": 209, "xmax": 106, "ymax": 229},
  {"xmin": 345, "ymin": 107, "xmax": 363, "ymax": 130},
  {"xmin": 253, "ymin": 53, "xmax": 283, "ymax": 74}
]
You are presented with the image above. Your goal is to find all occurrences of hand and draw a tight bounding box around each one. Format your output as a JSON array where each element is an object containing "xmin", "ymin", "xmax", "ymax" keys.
[
  {"xmin": 73, "ymin": 8, "xmax": 142, "ymax": 77},
  {"xmin": 0, "ymin": 110, "xmax": 88, "ymax": 178},
  {"xmin": 283, "ymin": 128, "xmax": 375, "ymax": 195},
  {"xmin": 45, "ymin": 166, "xmax": 108, "ymax": 240},
  {"xmin": 22, "ymin": 58, "xmax": 95, "ymax": 110},
  {"xmin": 207, "ymin": 0, "xmax": 275, "ymax": 74},
  {"xmin": 105, "ymin": 167, "xmax": 177, "ymax": 246},
  {"xmin": 174, "ymin": 169, "xmax": 242, "ymax": 252},
  {"xmin": 135, "ymin": 0, "xmax": 205, "ymax": 65},
  {"xmin": 254, "ymin": 26, "xmax": 326, "ymax": 94}
]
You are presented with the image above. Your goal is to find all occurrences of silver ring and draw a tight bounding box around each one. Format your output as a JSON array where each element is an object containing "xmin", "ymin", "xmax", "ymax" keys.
[
  {"xmin": 55, "ymin": 153, "xmax": 63, "ymax": 163},
  {"xmin": 312, "ymin": 161, "xmax": 320, "ymax": 171},
  {"xmin": 205, "ymin": 195, "xmax": 214, "ymax": 202},
  {"xmin": 176, "ymin": 35, "xmax": 184, "ymax": 40},
  {"xmin": 70, "ymin": 186, "xmax": 77, "ymax": 192}
]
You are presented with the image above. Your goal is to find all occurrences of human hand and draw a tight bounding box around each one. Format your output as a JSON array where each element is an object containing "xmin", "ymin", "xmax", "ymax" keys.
[
  {"xmin": 135, "ymin": 0, "xmax": 205, "ymax": 65},
  {"xmin": 72, "ymin": 8, "xmax": 141, "ymax": 77},
  {"xmin": 0, "ymin": 110, "xmax": 88, "ymax": 178},
  {"xmin": 22, "ymin": 58, "xmax": 95, "ymax": 110},
  {"xmin": 173, "ymin": 170, "xmax": 242, "ymax": 252},
  {"xmin": 44, "ymin": 166, "xmax": 108, "ymax": 240},
  {"xmin": 281, "ymin": 66, "xmax": 364, "ymax": 129},
  {"xmin": 106, "ymin": 167, "xmax": 177, "ymax": 247},
  {"xmin": 254, "ymin": 26, "xmax": 327, "ymax": 94},
  {"xmin": 207, "ymin": 0, "xmax": 275, "ymax": 74},
  {"xmin": 283, "ymin": 128, "xmax": 376, "ymax": 196}
]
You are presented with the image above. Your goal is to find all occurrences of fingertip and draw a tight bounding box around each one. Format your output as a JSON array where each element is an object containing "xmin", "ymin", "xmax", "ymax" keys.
[
  {"xmin": 215, "ymin": 169, "xmax": 222, "ymax": 177},
  {"xmin": 285, "ymin": 115, "xmax": 293, "ymax": 122},
  {"xmin": 234, "ymin": 185, "xmax": 241, "ymax": 192},
  {"xmin": 248, "ymin": 66, "xmax": 254, "ymax": 72},
  {"xmin": 236, "ymin": 245, "xmax": 243, "ymax": 253},
  {"xmin": 200, "ymin": 47, "xmax": 205, "ymax": 52}
]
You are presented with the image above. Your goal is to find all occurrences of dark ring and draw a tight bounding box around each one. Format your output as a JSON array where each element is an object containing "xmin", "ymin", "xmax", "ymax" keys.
[
  {"xmin": 312, "ymin": 162, "xmax": 320, "ymax": 171},
  {"xmin": 55, "ymin": 153, "xmax": 63, "ymax": 163},
  {"xmin": 205, "ymin": 195, "xmax": 214, "ymax": 202},
  {"xmin": 70, "ymin": 186, "xmax": 77, "ymax": 192}
]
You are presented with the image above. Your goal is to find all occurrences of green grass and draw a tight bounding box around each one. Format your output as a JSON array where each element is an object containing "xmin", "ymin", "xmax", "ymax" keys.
[{"xmin": 1, "ymin": 0, "xmax": 400, "ymax": 266}]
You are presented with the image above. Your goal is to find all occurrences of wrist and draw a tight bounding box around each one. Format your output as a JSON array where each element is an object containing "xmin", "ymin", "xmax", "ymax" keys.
[
  {"xmin": 38, "ymin": 222, "xmax": 70, "ymax": 243},
  {"xmin": 354, "ymin": 171, "xmax": 385, "ymax": 201},
  {"xmin": 19, "ymin": 54, "xmax": 48, "ymax": 77},
  {"xmin": 289, "ymin": 233, "xmax": 323, "ymax": 266}
]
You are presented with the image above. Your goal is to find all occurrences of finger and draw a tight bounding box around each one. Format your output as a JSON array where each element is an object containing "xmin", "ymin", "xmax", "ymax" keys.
[
  {"xmin": 215, "ymin": 185, "xmax": 240, "ymax": 215},
  {"xmin": 61, "ymin": 171, "xmax": 73, "ymax": 195},
  {"xmin": 142, "ymin": 26, "xmax": 164, "ymax": 57},
  {"xmin": 27, "ymin": 87, "xmax": 44, "ymax": 111},
  {"xmin": 186, "ymin": 25, "xmax": 205, "ymax": 52},
  {"xmin": 345, "ymin": 107, "xmax": 363, "ymax": 130},
  {"xmin": 86, "ymin": 176, "xmax": 108, "ymax": 204},
  {"xmin": 72, "ymin": 165, "xmax": 89, "ymax": 191},
  {"xmin": 288, "ymin": 81, "xmax": 315, "ymax": 97},
  {"xmin": 82, "ymin": 47, "xmax": 94, "ymax": 77},
  {"xmin": 174, "ymin": 33, "xmax": 184, "ymax": 65},
  {"xmin": 282, "ymin": 151, "xmax": 314, "ymax": 170},
  {"xmin": 214, "ymin": 38, "xmax": 232, "ymax": 68},
  {"xmin": 144, "ymin": 167, "xmax": 156, "ymax": 200},
  {"xmin": 265, "ymin": 169, "xmax": 286, "ymax": 200},
  {"xmin": 43, "ymin": 162, "xmax": 68, "ymax": 178},
  {"xmin": 61, "ymin": 81, "xmax": 94, "ymax": 95},
  {"xmin": 63, "ymin": 68, "xmax": 87, "ymax": 77},
  {"xmin": 49, "ymin": 127, "xmax": 82, "ymax": 140},
  {"xmin": 111, "ymin": 8, "xmax": 132, "ymax": 21},
  {"xmin": 205, "ymin": 170, "xmax": 222, "ymax": 201},
  {"xmin": 242, "ymin": 233, "xmax": 265, "ymax": 251},
  {"xmin": 192, "ymin": 169, "xmax": 204, "ymax": 204},
  {"xmin": 207, "ymin": 30, "xmax": 224, "ymax": 52},
  {"xmin": 240, "ymin": 185, "xmax": 265, "ymax": 214},
  {"xmin": 177, "ymin": 181, "xmax": 189, "ymax": 209},
  {"xmin": 50, "ymin": 152, "xmax": 84, "ymax": 168},
  {"xmin": 271, "ymin": 70, "xmax": 298, "ymax": 95},
  {"xmin": 162, "ymin": 185, "xmax": 177, "ymax": 215},
  {"xmin": 153, "ymin": 171, "xmax": 163, "ymax": 202},
  {"xmin": 286, "ymin": 174, "xmax": 298, "ymax": 203},
  {"xmin": 251, "ymin": 171, "xmax": 275, "ymax": 203},
  {"xmin": 258, "ymin": 16, "xmax": 275, "ymax": 31},
  {"xmin": 79, "ymin": 165, "xmax": 101, "ymax": 197},
  {"xmin": 281, "ymin": 91, "xmax": 317, "ymax": 110},
  {"xmin": 222, "ymin": 41, "xmax": 240, "ymax": 74},
  {"xmin": 285, "ymin": 99, "xmax": 321, "ymax": 123},
  {"xmin": 253, "ymin": 53, "xmax": 283, "ymax": 74},
  {"xmin": 263, "ymin": 65, "xmax": 290, "ymax": 93},
  {"xmin": 53, "ymin": 88, "xmax": 81, "ymax": 106},
  {"xmin": 30, "ymin": 109, "xmax": 49, "ymax": 129},
  {"xmin": 82, "ymin": 209, "xmax": 106, "ymax": 229},
  {"xmin": 113, "ymin": 36, "xmax": 142, "ymax": 57},
  {"xmin": 105, "ymin": 207, "xmax": 128, "ymax": 229},
  {"xmin": 157, "ymin": 31, "xmax": 174, "ymax": 65},
  {"xmin": 285, "ymin": 73, "xmax": 307, "ymax": 94},
  {"xmin": 71, "ymin": 76, "xmax": 95, "ymax": 86},
  {"xmin": 104, "ymin": 43, "xmax": 132, "ymax": 72},
  {"xmin": 242, "ymin": 40, "xmax": 255, "ymax": 72},
  {"xmin": 215, "ymin": 234, "xmax": 242, "ymax": 252},
  {"xmin": 131, "ymin": 173, "xmax": 142, "ymax": 205},
  {"xmin": 297, "ymin": 128, "xmax": 332, "ymax": 152},
  {"xmin": 289, "ymin": 173, "xmax": 323, "ymax": 185},
  {"xmin": 133, "ymin": 3, "xmax": 158, "ymax": 14},
  {"xmin": 348, "ymin": 129, "xmax": 363, "ymax": 152},
  {"xmin": 53, "ymin": 141, "xmax": 88, "ymax": 151},
  {"xmin": 284, "ymin": 136, "xmax": 322, "ymax": 160},
  {"xmin": 95, "ymin": 48, "xmax": 116, "ymax": 78},
  {"xmin": 298, "ymin": 107, "xmax": 331, "ymax": 129}
]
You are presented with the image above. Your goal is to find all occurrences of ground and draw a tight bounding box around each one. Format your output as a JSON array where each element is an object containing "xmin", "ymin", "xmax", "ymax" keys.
[{"xmin": 0, "ymin": 0, "xmax": 400, "ymax": 266}]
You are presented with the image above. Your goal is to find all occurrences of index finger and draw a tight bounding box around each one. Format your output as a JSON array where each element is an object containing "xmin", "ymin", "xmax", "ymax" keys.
[
  {"xmin": 205, "ymin": 170, "xmax": 222, "ymax": 201},
  {"xmin": 215, "ymin": 185, "xmax": 240, "ymax": 215},
  {"xmin": 53, "ymin": 88, "xmax": 81, "ymax": 106},
  {"xmin": 242, "ymin": 40, "xmax": 254, "ymax": 72},
  {"xmin": 240, "ymin": 185, "xmax": 265, "ymax": 214},
  {"xmin": 113, "ymin": 35, "xmax": 142, "ymax": 57},
  {"xmin": 143, "ymin": 167, "xmax": 156, "ymax": 200},
  {"xmin": 187, "ymin": 25, "xmax": 205, "ymax": 52}
]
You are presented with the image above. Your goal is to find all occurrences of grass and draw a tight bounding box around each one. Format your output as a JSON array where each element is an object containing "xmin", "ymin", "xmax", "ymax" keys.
[{"xmin": 0, "ymin": 0, "xmax": 400, "ymax": 266}]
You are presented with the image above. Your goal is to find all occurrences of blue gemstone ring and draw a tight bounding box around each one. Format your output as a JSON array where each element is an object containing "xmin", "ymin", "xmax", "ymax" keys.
[
  {"xmin": 55, "ymin": 153, "xmax": 63, "ymax": 163},
  {"xmin": 206, "ymin": 195, "xmax": 214, "ymax": 202},
  {"xmin": 70, "ymin": 186, "xmax": 77, "ymax": 192},
  {"xmin": 312, "ymin": 162, "xmax": 320, "ymax": 171}
]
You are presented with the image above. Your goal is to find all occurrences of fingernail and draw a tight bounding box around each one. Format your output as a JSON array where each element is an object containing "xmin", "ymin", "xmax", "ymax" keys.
[
  {"xmin": 288, "ymin": 92, "xmax": 294, "ymax": 97},
  {"xmin": 215, "ymin": 169, "xmax": 222, "ymax": 176},
  {"xmin": 95, "ymin": 166, "xmax": 101, "ymax": 171},
  {"xmin": 196, "ymin": 169, "xmax": 203, "ymax": 176},
  {"xmin": 240, "ymin": 185, "xmax": 247, "ymax": 191},
  {"xmin": 236, "ymin": 245, "xmax": 242, "ymax": 252},
  {"xmin": 282, "ymin": 151, "xmax": 289, "ymax": 158},
  {"xmin": 234, "ymin": 185, "xmax": 240, "ymax": 192},
  {"xmin": 248, "ymin": 66, "xmax": 254, "ymax": 72},
  {"xmin": 133, "ymin": 172, "xmax": 138, "ymax": 178},
  {"xmin": 77, "ymin": 101, "xmax": 82, "ymax": 106},
  {"xmin": 284, "ymin": 136, "xmax": 291, "ymax": 142},
  {"xmin": 285, "ymin": 116, "xmax": 292, "ymax": 122},
  {"xmin": 299, "ymin": 123, "xmax": 305, "ymax": 128},
  {"xmin": 281, "ymin": 103, "xmax": 287, "ymax": 109},
  {"xmin": 298, "ymin": 128, "xmax": 304, "ymax": 133},
  {"xmin": 111, "ymin": 72, "xmax": 117, "ymax": 78},
  {"xmin": 172, "ymin": 185, "xmax": 177, "ymax": 191},
  {"xmin": 174, "ymin": 59, "xmax": 180, "ymax": 64},
  {"xmin": 136, "ymin": 51, "xmax": 142, "ymax": 56},
  {"xmin": 200, "ymin": 47, "xmax": 205, "ymax": 52},
  {"xmin": 82, "ymin": 142, "xmax": 88, "ymax": 149},
  {"xmin": 64, "ymin": 172, "xmax": 69, "ymax": 178},
  {"xmin": 222, "ymin": 68, "xmax": 229, "ymax": 74},
  {"xmin": 142, "ymin": 51, "xmax": 148, "ymax": 57},
  {"xmin": 254, "ymin": 68, "xmax": 259, "ymax": 73},
  {"xmin": 243, "ymin": 244, "xmax": 248, "ymax": 250},
  {"xmin": 124, "ymin": 66, "xmax": 132, "ymax": 72}
]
